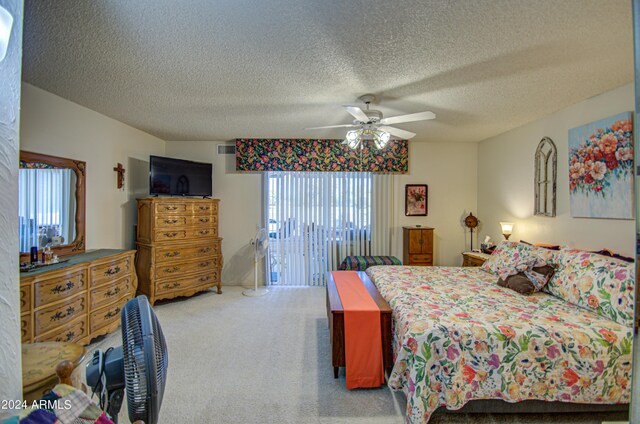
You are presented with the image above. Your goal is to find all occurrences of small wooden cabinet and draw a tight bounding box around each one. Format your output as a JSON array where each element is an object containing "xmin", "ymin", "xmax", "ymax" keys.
[
  {"xmin": 20, "ymin": 249, "xmax": 137, "ymax": 345},
  {"xmin": 136, "ymin": 197, "xmax": 223, "ymax": 305},
  {"xmin": 462, "ymin": 251, "xmax": 490, "ymax": 267},
  {"xmin": 402, "ymin": 226, "xmax": 434, "ymax": 266}
]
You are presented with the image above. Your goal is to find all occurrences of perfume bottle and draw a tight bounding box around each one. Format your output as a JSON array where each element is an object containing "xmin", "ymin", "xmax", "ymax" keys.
[{"xmin": 30, "ymin": 246, "xmax": 38, "ymax": 264}]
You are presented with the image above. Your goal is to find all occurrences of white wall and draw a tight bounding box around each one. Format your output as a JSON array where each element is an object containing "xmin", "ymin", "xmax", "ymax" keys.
[
  {"xmin": 20, "ymin": 84, "xmax": 166, "ymax": 250},
  {"xmin": 166, "ymin": 140, "xmax": 478, "ymax": 287},
  {"xmin": 164, "ymin": 141, "xmax": 262, "ymax": 286},
  {"xmin": 0, "ymin": 0, "xmax": 23, "ymax": 416},
  {"xmin": 478, "ymin": 83, "xmax": 635, "ymax": 256},
  {"xmin": 391, "ymin": 141, "xmax": 478, "ymax": 266}
]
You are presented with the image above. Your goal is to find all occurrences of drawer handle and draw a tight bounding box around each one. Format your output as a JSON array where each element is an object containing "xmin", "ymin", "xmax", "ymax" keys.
[
  {"xmin": 163, "ymin": 282, "xmax": 181, "ymax": 290},
  {"xmin": 163, "ymin": 232, "xmax": 179, "ymax": 238},
  {"xmin": 164, "ymin": 218, "xmax": 179, "ymax": 224},
  {"xmin": 164, "ymin": 251, "xmax": 180, "ymax": 258},
  {"xmin": 104, "ymin": 307, "xmax": 121, "ymax": 320},
  {"xmin": 199, "ymin": 230, "xmax": 210, "ymax": 235},
  {"xmin": 199, "ymin": 206, "xmax": 210, "ymax": 211},
  {"xmin": 164, "ymin": 206, "xmax": 178, "ymax": 211},
  {"xmin": 51, "ymin": 281, "xmax": 75, "ymax": 294},
  {"xmin": 104, "ymin": 266, "xmax": 121, "ymax": 276},
  {"xmin": 199, "ymin": 218, "xmax": 210, "ymax": 223},
  {"xmin": 163, "ymin": 266, "xmax": 180, "ymax": 274},
  {"xmin": 199, "ymin": 276, "xmax": 211, "ymax": 283},
  {"xmin": 199, "ymin": 247, "xmax": 211, "ymax": 253},
  {"xmin": 56, "ymin": 331, "xmax": 75, "ymax": 343},
  {"xmin": 104, "ymin": 287, "xmax": 121, "ymax": 298},
  {"xmin": 199, "ymin": 262, "xmax": 211, "ymax": 268},
  {"xmin": 51, "ymin": 306, "xmax": 75, "ymax": 322}
]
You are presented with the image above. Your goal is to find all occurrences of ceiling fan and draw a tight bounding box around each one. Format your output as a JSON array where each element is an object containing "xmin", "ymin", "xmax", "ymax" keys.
[{"xmin": 305, "ymin": 94, "xmax": 436, "ymax": 149}]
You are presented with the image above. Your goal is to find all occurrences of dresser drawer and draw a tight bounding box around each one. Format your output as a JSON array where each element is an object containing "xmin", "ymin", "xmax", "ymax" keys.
[
  {"xmin": 155, "ymin": 270, "xmax": 220, "ymax": 294},
  {"xmin": 35, "ymin": 316, "xmax": 87, "ymax": 344},
  {"xmin": 155, "ymin": 215, "xmax": 189, "ymax": 228},
  {"xmin": 90, "ymin": 276, "xmax": 133, "ymax": 310},
  {"xmin": 90, "ymin": 297, "xmax": 128, "ymax": 333},
  {"xmin": 21, "ymin": 313, "xmax": 32, "ymax": 342},
  {"xmin": 155, "ymin": 257, "xmax": 220, "ymax": 280},
  {"xmin": 462, "ymin": 254, "xmax": 486, "ymax": 267},
  {"xmin": 155, "ymin": 202, "xmax": 189, "ymax": 214},
  {"xmin": 409, "ymin": 254, "xmax": 433, "ymax": 264},
  {"xmin": 34, "ymin": 270, "xmax": 87, "ymax": 308},
  {"xmin": 155, "ymin": 241, "xmax": 221, "ymax": 263},
  {"xmin": 155, "ymin": 229, "xmax": 188, "ymax": 242},
  {"xmin": 90, "ymin": 255, "xmax": 132, "ymax": 287},
  {"xmin": 35, "ymin": 293, "xmax": 86, "ymax": 336},
  {"xmin": 193, "ymin": 202, "xmax": 217, "ymax": 214},
  {"xmin": 188, "ymin": 215, "xmax": 217, "ymax": 227},
  {"xmin": 20, "ymin": 285, "xmax": 30, "ymax": 311},
  {"xmin": 189, "ymin": 227, "xmax": 217, "ymax": 239}
]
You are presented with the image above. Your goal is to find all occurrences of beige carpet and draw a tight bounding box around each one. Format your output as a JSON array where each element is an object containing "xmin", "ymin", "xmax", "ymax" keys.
[{"xmin": 82, "ymin": 286, "xmax": 628, "ymax": 424}]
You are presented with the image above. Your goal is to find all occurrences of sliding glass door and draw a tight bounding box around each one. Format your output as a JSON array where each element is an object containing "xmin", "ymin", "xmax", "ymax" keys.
[{"xmin": 265, "ymin": 172, "xmax": 391, "ymax": 286}]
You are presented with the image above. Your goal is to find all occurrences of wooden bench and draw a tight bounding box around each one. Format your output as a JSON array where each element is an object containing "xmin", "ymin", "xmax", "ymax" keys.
[{"xmin": 326, "ymin": 271, "xmax": 393, "ymax": 378}]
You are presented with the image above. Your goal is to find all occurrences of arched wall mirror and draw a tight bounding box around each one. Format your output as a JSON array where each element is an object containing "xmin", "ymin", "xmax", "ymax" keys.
[
  {"xmin": 18, "ymin": 151, "xmax": 86, "ymax": 262},
  {"xmin": 534, "ymin": 137, "xmax": 557, "ymax": 217}
]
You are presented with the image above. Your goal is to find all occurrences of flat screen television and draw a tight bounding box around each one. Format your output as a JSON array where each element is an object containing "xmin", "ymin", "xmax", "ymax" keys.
[{"xmin": 149, "ymin": 155, "xmax": 212, "ymax": 197}]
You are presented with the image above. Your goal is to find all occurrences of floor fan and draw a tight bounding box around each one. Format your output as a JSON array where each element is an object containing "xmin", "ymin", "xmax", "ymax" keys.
[
  {"xmin": 86, "ymin": 295, "xmax": 168, "ymax": 424},
  {"xmin": 243, "ymin": 228, "xmax": 269, "ymax": 297}
]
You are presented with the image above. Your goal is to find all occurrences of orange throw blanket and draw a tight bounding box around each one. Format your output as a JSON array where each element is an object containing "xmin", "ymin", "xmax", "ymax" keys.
[{"xmin": 332, "ymin": 271, "xmax": 385, "ymax": 389}]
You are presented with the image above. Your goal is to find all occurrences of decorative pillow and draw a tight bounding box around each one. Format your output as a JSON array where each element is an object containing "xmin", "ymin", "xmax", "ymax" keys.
[
  {"xmin": 481, "ymin": 241, "xmax": 561, "ymax": 276},
  {"xmin": 496, "ymin": 255, "xmax": 555, "ymax": 295},
  {"xmin": 480, "ymin": 241, "xmax": 533, "ymax": 276},
  {"xmin": 545, "ymin": 248, "xmax": 635, "ymax": 326},
  {"xmin": 498, "ymin": 273, "xmax": 536, "ymax": 295}
]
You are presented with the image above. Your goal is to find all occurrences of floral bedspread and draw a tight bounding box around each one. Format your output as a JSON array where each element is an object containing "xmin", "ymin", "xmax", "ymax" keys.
[{"xmin": 365, "ymin": 266, "xmax": 633, "ymax": 423}]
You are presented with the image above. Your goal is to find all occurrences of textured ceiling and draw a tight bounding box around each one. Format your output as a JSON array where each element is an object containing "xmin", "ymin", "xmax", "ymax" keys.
[{"xmin": 22, "ymin": 0, "xmax": 633, "ymax": 143}]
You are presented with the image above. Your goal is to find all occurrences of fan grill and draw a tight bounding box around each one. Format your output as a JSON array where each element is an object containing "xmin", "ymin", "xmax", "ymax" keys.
[
  {"xmin": 122, "ymin": 297, "xmax": 168, "ymax": 424},
  {"xmin": 152, "ymin": 313, "xmax": 168, "ymax": 402}
]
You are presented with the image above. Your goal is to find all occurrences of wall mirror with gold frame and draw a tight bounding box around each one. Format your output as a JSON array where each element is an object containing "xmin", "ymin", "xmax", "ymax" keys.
[{"xmin": 19, "ymin": 151, "xmax": 86, "ymax": 261}]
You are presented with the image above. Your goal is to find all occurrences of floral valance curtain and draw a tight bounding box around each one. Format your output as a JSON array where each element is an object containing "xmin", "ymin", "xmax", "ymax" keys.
[{"xmin": 235, "ymin": 138, "xmax": 408, "ymax": 173}]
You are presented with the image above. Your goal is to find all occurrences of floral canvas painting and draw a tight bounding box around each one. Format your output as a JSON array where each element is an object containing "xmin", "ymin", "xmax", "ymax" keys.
[
  {"xmin": 405, "ymin": 184, "xmax": 427, "ymax": 216},
  {"xmin": 568, "ymin": 112, "xmax": 633, "ymax": 219}
]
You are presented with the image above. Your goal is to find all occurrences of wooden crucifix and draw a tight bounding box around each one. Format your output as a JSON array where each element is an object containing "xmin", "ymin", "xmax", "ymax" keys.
[{"xmin": 113, "ymin": 163, "xmax": 125, "ymax": 189}]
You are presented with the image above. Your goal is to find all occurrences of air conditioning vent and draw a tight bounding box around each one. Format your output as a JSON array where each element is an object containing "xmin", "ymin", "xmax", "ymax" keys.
[{"xmin": 217, "ymin": 144, "xmax": 236, "ymax": 155}]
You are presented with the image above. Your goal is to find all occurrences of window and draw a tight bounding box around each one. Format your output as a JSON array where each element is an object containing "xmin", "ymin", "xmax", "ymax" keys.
[{"xmin": 265, "ymin": 172, "xmax": 392, "ymax": 286}]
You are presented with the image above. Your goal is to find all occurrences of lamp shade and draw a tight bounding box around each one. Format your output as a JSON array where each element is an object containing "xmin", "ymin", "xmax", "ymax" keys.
[{"xmin": 499, "ymin": 222, "xmax": 514, "ymax": 240}]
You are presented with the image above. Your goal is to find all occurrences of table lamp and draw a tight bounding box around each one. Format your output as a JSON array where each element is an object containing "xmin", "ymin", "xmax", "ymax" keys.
[{"xmin": 500, "ymin": 222, "xmax": 514, "ymax": 240}]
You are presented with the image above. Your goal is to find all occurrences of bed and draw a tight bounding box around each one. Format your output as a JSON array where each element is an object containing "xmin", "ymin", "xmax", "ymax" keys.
[{"xmin": 365, "ymin": 241, "xmax": 635, "ymax": 423}]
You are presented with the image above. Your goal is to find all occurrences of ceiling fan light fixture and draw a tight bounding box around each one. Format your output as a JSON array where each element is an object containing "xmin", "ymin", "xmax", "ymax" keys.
[
  {"xmin": 374, "ymin": 131, "xmax": 391, "ymax": 149},
  {"xmin": 345, "ymin": 130, "xmax": 361, "ymax": 149}
]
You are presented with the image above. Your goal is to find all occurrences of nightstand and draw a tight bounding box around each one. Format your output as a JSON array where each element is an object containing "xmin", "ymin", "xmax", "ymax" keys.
[{"xmin": 462, "ymin": 251, "xmax": 490, "ymax": 267}]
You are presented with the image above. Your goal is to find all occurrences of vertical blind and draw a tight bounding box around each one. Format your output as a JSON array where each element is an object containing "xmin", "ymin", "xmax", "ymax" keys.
[{"xmin": 265, "ymin": 172, "xmax": 393, "ymax": 286}]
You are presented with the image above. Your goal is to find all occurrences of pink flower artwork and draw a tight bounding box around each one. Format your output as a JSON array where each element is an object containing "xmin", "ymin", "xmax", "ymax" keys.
[{"xmin": 568, "ymin": 112, "xmax": 633, "ymax": 219}]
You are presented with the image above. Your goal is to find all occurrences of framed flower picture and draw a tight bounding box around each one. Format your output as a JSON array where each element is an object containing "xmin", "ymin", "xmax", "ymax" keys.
[
  {"xmin": 405, "ymin": 184, "xmax": 428, "ymax": 216},
  {"xmin": 568, "ymin": 112, "xmax": 633, "ymax": 219}
]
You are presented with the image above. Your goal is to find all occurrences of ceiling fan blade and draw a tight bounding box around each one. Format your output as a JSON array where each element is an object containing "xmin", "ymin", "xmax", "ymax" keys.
[
  {"xmin": 378, "ymin": 125, "xmax": 416, "ymax": 139},
  {"xmin": 343, "ymin": 105, "xmax": 370, "ymax": 123},
  {"xmin": 304, "ymin": 124, "xmax": 359, "ymax": 130},
  {"xmin": 380, "ymin": 111, "xmax": 436, "ymax": 125}
]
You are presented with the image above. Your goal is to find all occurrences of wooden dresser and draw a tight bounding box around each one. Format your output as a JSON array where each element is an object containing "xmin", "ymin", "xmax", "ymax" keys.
[
  {"xmin": 20, "ymin": 249, "xmax": 137, "ymax": 345},
  {"xmin": 402, "ymin": 226, "xmax": 434, "ymax": 266},
  {"xmin": 135, "ymin": 197, "xmax": 223, "ymax": 305}
]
